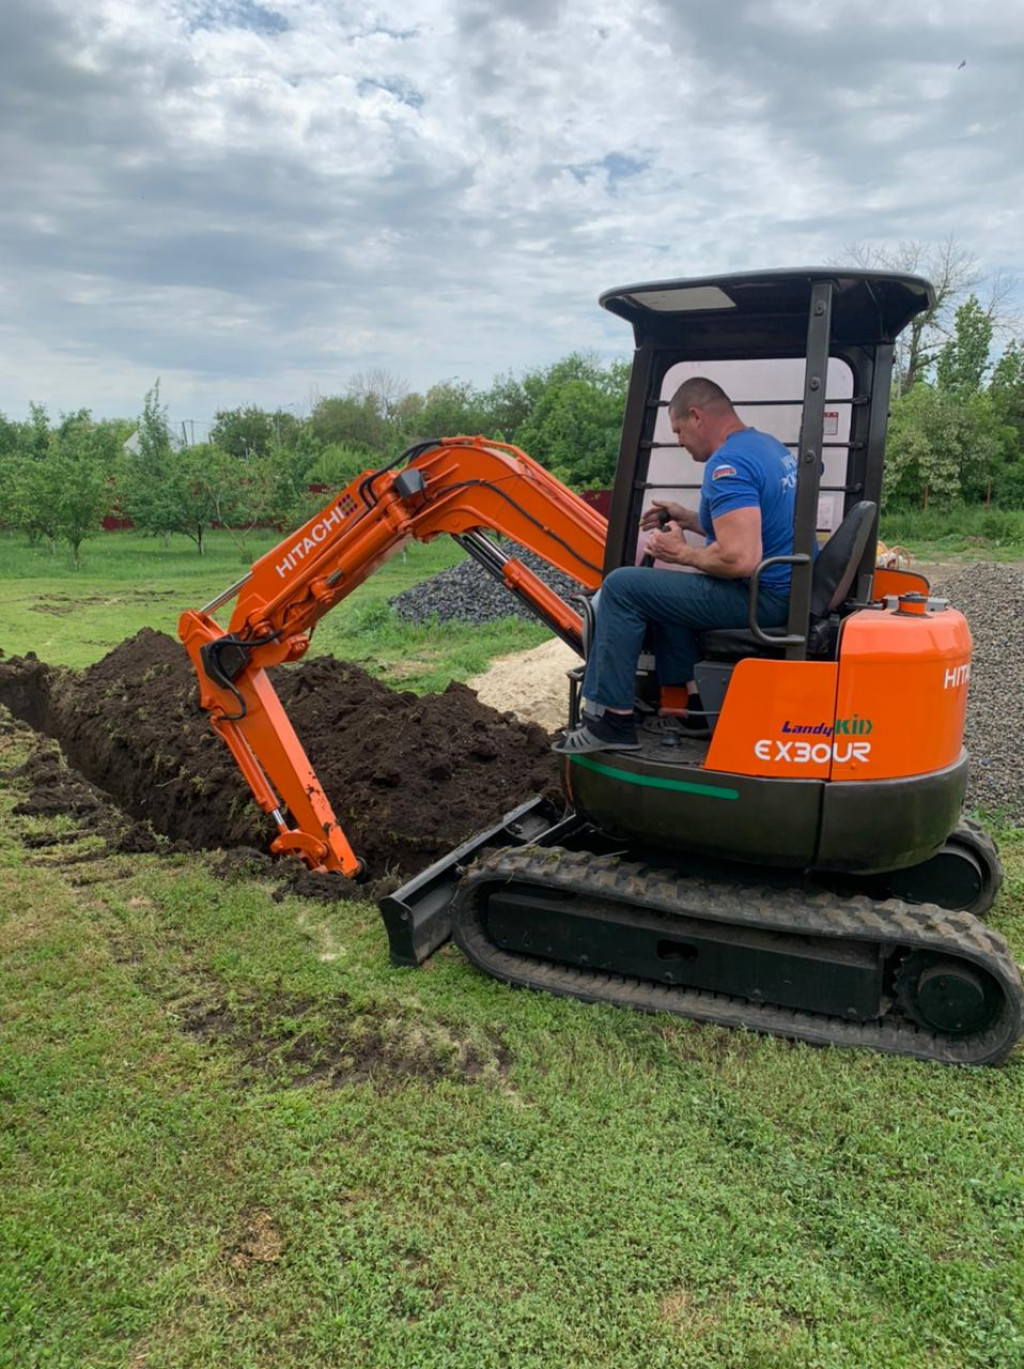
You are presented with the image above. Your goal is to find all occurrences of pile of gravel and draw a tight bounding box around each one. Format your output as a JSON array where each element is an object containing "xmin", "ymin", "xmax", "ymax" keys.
[
  {"xmin": 933, "ymin": 562, "xmax": 1024, "ymax": 823},
  {"xmin": 389, "ymin": 544, "xmax": 588, "ymax": 626}
]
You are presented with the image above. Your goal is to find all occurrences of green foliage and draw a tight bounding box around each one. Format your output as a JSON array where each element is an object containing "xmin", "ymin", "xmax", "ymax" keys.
[
  {"xmin": 514, "ymin": 352, "xmax": 628, "ymax": 487},
  {"xmin": 137, "ymin": 381, "xmax": 172, "ymax": 464},
  {"xmin": 879, "ymin": 504, "xmax": 1024, "ymax": 556},
  {"xmin": 478, "ymin": 369, "xmax": 532, "ymax": 439},
  {"xmin": 935, "ymin": 295, "xmax": 993, "ymax": 395},
  {"xmin": 166, "ymin": 443, "xmax": 243, "ymax": 555},
  {"xmin": 119, "ymin": 383, "xmax": 180, "ymax": 542},
  {"xmin": 885, "ymin": 385, "xmax": 1015, "ymax": 509},
  {"xmin": 216, "ymin": 441, "xmax": 323, "ymax": 555},
  {"xmin": 991, "ymin": 455, "xmax": 1024, "ymax": 510},
  {"xmin": 23, "ymin": 401, "xmax": 53, "ymax": 459},
  {"xmin": 0, "ymin": 408, "xmax": 119, "ymax": 564},
  {"xmin": 6, "ymin": 452, "xmax": 59, "ymax": 546},
  {"xmin": 307, "ymin": 442, "xmax": 376, "ymax": 489},
  {"xmin": 0, "ymin": 410, "xmax": 22, "ymax": 457},
  {"xmin": 210, "ymin": 405, "xmax": 301, "ymax": 459},
  {"xmin": 990, "ymin": 341, "xmax": 1024, "ymax": 451},
  {"xmin": 300, "ymin": 352, "xmax": 627, "ymax": 489},
  {"xmin": 310, "ymin": 393, "xmax": 389, "ymax": 454},
  {"xmin": 48, "ymin": 413, "xmax": 121, "ymax": 566},
  {"xmin": 401, "ymin": 379, "xmax": 491, "ymax": 442},
  {"xmin": 884, "ymin": 291, "xmax": 1023, "ymax": 510}
]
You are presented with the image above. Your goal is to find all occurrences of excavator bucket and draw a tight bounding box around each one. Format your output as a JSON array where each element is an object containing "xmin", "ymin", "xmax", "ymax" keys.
[{"xmin": 378, "ymin": 795, "xmax": 577, "ymax": 966}]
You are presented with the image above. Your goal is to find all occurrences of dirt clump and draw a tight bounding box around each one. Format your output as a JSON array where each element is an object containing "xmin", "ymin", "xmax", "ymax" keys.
[
  {"xmin": 11, "ymin": 744, "xmax": 111, "ymax": 822},
  {"xmin": 0, "ymin": 629, "xmax": 562, "ymax": 882}
]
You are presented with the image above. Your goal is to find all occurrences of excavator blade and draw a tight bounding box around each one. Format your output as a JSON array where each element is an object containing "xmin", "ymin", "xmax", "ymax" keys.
[{"xmin": 378, "ymin": 796, "xmax": 578, "ymax": 966}]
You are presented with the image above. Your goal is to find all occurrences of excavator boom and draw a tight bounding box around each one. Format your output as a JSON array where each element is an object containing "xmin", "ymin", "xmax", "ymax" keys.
[{"xmin": 179, "ymin": 437, "xmax": 606, "ymax": 875}]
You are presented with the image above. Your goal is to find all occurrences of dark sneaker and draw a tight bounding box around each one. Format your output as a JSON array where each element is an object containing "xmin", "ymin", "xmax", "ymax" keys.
[{"xmin": 552, "ymin": 720, "xmax": 641, "ymax": 755}]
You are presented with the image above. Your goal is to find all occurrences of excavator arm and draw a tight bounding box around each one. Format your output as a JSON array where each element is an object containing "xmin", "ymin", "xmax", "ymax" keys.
[{"xmin": 178, "ymin": 437, "xmax": 607, "ymax": 875}]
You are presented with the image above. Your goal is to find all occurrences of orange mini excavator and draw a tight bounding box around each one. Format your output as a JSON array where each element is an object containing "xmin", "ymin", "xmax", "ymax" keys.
[{"xmin": 181, "ymin": 269, "xmax": 1024, "ymax": 1065}]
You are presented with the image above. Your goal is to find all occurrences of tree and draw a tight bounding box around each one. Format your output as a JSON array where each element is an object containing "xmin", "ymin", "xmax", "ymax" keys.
[
  {"xmin": 137, "ymin": 381, "xmax": 172, "ymax": 463},
  {"xmin": 216, "ymin": 438, "xmax": 322, "ymax": 556},
  {"xmin": 22, "ymin": 402, "xmax": 52, "ymax": 460},
  {"xmin": 1, "ymin": 409, "xmax": 118, "ymax": 562},
  {"xmin": 990, "ymin": 341, "xmax": 1024, "ymax": 440},
  {"xmin": 401, "ymin": 379, "xmax": 489, "ymax": 443},
  {"xmin": 307, "ymin": 442, "xmax": 375, "ymax": 490},
  {"xmin": 935, "ymin": 296, "xmax": 993, "ymax": 395},
  {"xmin": 0, "ymin": 412, "xmax": 19, "ymax": 458},
  {"xmin": 310, "ymin": 393, "xmax": 390, "ymax": 454},
  {"xmin": 836, "ymin": 237, "xmax": 1014, "ymax": 393},
  {"xmin": 8, "ymin": 453, "xmax": 60, "ymax": 549},
  {"xmin": 985, "ymin": 342, "xmax": 1024, "ymax": 507},
  {"xmin": 210, "ymin": 406, "xmax": 276, "ymax": 459},
  {"xmin": 884, "ymin": 384, "xmax": 1014, "ymax": 509},
  {"xmin": 515, "ymin": 354, "xmax": 629, "ymax": 487},
  {"xmin": 120, "ymin": 383, "xmax": 179, "ymax": 542},
  {"xmin": 166, "ymin": 444, "xmax": 242, "ymax": 556},
  {"xmin": 479, "ymin": 370, "xmax": 533, "ymax": 441},
  {"xmin": 49, "ymin": 414, "xmax": 120, "ymax": 566},
  {"xmin": 347, "ymin": 368, "xmax": 409, "ymax": 425},
  {"xmin": 210, "ymin": 406, "xmax": 302, "ymax": 459}
]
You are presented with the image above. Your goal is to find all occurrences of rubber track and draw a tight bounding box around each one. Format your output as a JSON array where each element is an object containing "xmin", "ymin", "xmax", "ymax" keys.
[
  {"xmin": 452, "ymin": 846, "xmax": 1024, "ymax": 1066},
  {"xmin": 948, "ymin": 816, "xmax": 1004, "ymax": 913}
]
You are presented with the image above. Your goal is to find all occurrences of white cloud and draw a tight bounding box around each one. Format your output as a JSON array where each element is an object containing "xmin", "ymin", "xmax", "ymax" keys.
[{"xmin": 0, "ymin": 0, "xmax": 1020, "ymax": 427}]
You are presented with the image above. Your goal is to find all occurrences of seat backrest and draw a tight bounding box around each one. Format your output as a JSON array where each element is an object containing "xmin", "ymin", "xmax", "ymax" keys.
[{"xmin": 810, "ymin": 501, "xmax": 877, "ymax": 619}]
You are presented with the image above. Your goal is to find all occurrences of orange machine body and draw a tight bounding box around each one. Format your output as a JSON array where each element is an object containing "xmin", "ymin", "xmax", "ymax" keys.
[
  {"xmin": 566, "ymin": 590, "xmax": 973, "ymax": 876},
  {"xmin": 705, "ymin": 599, "xmax": 972, "ymax": 784}
]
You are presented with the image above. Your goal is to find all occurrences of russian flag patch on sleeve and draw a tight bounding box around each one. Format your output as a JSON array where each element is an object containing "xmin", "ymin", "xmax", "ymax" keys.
[{"xmin": 712, "ymin": 464, "xmax": 737, "ymax": 481}]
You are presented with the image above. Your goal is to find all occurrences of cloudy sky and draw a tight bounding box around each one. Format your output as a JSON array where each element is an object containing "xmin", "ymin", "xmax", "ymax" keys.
[{"xmin": 1, "ymin": 0, "xmax": 1021, "ymax": 432}]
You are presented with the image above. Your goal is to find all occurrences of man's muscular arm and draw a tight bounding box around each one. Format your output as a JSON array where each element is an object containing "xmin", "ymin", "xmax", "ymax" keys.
[{"xmin": 646, "ymin": 506, "xmax": 763, "ymax": 578}]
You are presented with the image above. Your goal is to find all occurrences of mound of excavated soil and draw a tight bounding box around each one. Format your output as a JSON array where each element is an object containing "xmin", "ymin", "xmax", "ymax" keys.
[{"xmin": 0, "ymin": 629, "xmax": 562, "ymax": 881}]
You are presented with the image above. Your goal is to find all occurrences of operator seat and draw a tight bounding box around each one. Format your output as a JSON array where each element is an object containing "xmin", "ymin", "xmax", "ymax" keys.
[{"xmin": 700, "ymin": 499, "xmax": 878, "ymax": 662}]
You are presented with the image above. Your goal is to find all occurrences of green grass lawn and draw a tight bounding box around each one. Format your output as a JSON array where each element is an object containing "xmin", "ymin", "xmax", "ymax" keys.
[
  {"xmin": 0, "ymin": 529, "xmax": 548, "ymax": 685},
  {"xmin": 1, "ymin": 730, "xmax": 1022, "ymax": 1368},
  {"xmin": 1, "ymin": 527, "xmax": 1024, "ymax": 1367},
  {"xmin": 1, "ymin": 512, "xmax": 1020, "ymax": 676},
  {"xmin": 879, "ymin": 506, "xmax": 1024, "ymax": 564}
]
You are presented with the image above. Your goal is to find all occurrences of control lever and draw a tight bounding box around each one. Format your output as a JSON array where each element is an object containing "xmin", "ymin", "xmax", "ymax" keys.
[{"xmin": 641, "ymin": 507, "xmax": 671, "ymax": 567}]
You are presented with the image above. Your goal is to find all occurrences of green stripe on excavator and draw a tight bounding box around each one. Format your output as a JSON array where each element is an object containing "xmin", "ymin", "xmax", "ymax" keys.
[{"xmin": 569, "ymin": 754, "xmax": 740, "ymax": 799}]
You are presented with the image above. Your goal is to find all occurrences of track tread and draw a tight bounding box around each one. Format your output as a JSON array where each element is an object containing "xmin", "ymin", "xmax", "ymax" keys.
[
  {"xmin": 947, "ymin": 817, "xmax": 1004, "ymax": 912},
  {"xmin": 452, "ymin": 846, "xmax": 1024, "ymax": 1065}
]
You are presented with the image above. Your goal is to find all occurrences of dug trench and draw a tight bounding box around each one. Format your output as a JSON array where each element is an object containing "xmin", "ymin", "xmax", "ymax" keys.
[
  {"xmin": 0, "ymin": 627, "xmax": 564, "ymax": 892},
  {"xmin": 0, "ymin": 630, "xmax": 563, "ymax": 1089}
]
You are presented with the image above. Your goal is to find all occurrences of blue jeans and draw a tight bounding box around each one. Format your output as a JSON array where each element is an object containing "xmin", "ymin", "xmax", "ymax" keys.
[{"xmin": 581, "ymin": 567, "xmax": 790, "ymax": 711}]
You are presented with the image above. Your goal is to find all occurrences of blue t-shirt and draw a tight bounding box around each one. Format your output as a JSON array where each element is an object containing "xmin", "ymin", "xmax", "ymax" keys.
[{"xmin": 698, "ymin": 428, "xmax": 799, "ymax": 595}]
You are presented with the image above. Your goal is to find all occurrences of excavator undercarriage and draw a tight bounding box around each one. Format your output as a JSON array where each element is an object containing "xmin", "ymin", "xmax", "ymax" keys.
[
  {"xmin": 454, "ymin": 837, "xmax": 1022, "ymax": 1068},
  {"xmin": 379, "ymin": 778, "xmax": 1021, "ymax": 1067}
]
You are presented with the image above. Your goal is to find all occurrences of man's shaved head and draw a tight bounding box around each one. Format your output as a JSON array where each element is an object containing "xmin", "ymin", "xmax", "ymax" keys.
[{"xmin": 667, "ymin": 377, "xmax": 734, "ymax": 418}]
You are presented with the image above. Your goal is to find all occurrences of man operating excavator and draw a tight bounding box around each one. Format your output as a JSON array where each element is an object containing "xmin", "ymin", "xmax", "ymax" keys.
[{"xmin": 553, "ymin": 376, "xmax": 799, "ymax": 754}]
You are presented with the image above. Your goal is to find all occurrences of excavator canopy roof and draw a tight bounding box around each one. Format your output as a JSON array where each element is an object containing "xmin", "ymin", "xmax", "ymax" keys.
[{"xmin": 599, "ymin": 269, "xmax": 934, "ymax": 352}]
